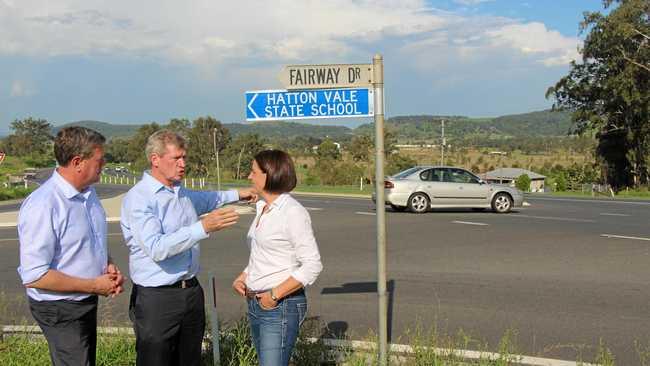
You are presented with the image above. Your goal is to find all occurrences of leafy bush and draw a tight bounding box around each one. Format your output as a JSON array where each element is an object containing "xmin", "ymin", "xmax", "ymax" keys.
[{"xmin": 515, "ymin": 174, "xmax": 531, "ymax": 192}]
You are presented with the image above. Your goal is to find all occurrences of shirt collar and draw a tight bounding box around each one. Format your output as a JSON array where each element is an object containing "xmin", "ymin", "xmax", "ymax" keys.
[
  {"xmin": 141, "ymin": 171, "xmax": 179, "ymax": 194},
  {"xmin": 52, "ymin": 170, "xmax": 83, "ymax": 200},
  {"xmin": 268, "ymin": 193, "xmax": 290, "ymax": 210}
]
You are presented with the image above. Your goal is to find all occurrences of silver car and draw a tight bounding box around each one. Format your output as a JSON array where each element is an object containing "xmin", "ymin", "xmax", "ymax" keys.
[{"xmin": 373, "ymin": 166, "xmax": 524, "ymax": 213}]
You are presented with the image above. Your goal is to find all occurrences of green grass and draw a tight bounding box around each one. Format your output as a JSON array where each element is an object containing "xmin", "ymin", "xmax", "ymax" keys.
[
  {"xmin": 0, "ymin": 186, "xmax": 34, "ymax": 201},
  {"xmin": 544, "ymin": 190, "xmax": 650, "ymax": 200}
]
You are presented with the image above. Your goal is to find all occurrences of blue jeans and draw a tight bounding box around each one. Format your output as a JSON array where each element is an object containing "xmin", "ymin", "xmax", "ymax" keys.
[{"xmin": 247, "ymin": 291, "xmax": 307, "ymax": 366}]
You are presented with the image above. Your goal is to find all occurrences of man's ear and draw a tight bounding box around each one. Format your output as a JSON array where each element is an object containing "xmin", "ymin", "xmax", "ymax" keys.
[
  {"xmin": 150, "ymin": 154, "xmax": 159, "ymax": 168},
  {"xmin": 70, "ymin": 156, "xmax": 83, "ymax": 172}
]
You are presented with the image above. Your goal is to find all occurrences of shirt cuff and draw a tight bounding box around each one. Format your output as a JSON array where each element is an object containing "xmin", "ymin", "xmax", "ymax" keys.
[
  {"xmin": 225, "ymin": 190, "xmax": 239, "ymax": 203},
  {"xmin": 190, "ymin": 221, "xmax": 210, "ymax": 240},
  {"xmin": 290, "ymin": 271, "xmax": 310, "ymax": 287},
  {"xmin": 18, "ymin": 265, "xmax": 49, "ymax": 285}
]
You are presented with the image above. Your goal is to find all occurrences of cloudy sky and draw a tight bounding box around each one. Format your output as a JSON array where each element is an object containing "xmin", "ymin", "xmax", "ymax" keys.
[{"xmin": 0, "ymin": 0, "xmax": 604, "ymax": 132}]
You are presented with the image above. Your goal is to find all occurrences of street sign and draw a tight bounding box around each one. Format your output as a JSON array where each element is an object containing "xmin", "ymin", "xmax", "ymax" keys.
[
  {"xmin": 245, "ymin": 88, "xmax": 374, "ymax": 121},
  {"xmin": 279, "ymin": 64, "xmax": 373, "ymax": 90}
]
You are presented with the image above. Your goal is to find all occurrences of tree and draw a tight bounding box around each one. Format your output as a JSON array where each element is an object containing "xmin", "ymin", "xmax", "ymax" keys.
[
  {"xmin": 186, "ymin": 116, "xmax": 231, "ymax": 176},
  {"xmin": 127, "ymin": 123, "xmax": 161, "ymax": 172},
  {"xmin": 349, "ymin": 134, "xmax": 372, "ymax": 163},
  {"xmin": 546, "ymin": 0, "xmax": 650, "ymax": 190},
  {"xmin": 222, "ymin": 133, "xmax": 266, "ymax": 180},
  {"xmin": 515, "ymin": 174, "xmax": 532, "ymax": 192},
  {"xmin": 316, "ymin": 138, "xmax": 340, "ymax": 161},
  {"xmin": 105, "ymin": 138, "xmax": 130, "ymax": 163},
  {"xmin": 167, "ymin": 118, "xmax": 191, "ymax": 137},
  {"xmin": 5, "ymin": 118, "xmax": 53, "ymax": 157}
]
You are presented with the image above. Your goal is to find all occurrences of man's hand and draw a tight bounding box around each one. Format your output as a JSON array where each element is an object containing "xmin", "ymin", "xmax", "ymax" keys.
[
  {"xmin": 201, "ymin": 207, "xmax": 239, "ymax": 233},
  {"xmin": 238, "ymin": 187, "xmax": 258, "ymax": 203},
  {"xmin": 232, "ymin": 279, "xmax": 246, "ymax": 297},
  {"xmin": 92, "ymin": 273, "xmax": 120, "ymax": 297},
  {"xmin": 256, "ymin": 291, "xmax": 278, "ymax": 310},
  {"xmin": 107, "ymin": 263, "xmax": 126, "ymax": 297}
]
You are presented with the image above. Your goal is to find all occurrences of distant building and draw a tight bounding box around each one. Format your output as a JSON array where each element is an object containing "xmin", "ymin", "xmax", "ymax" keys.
[{"xmin": 481, "ymin": 168, "xmax": 546, "ymax": 192}]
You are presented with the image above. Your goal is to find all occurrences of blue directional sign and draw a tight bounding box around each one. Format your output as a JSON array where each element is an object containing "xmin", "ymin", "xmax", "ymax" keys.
[{"xmin": 245, "ymin": 88, "xmax": 374, "ymax": 121}]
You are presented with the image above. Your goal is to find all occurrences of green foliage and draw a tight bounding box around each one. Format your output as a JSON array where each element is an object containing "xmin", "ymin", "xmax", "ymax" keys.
[
  {"xmin": 547, "ymin": 0, "xmax": 650, "ymax": 190},
  {"xmin": 386, "ymin": 153, "xmax": 418, "ymax": 176},
  {"xmin": 0, "ymin": 187, "xmax": 35, "ymax": 201},
  {"xmin": 2, "ymin": 118, "xmax": 53, "ymax": 159},
  {"xmin": 221, "ymin": 133, "xmax": 266, "ymax": 180},
  {"xmin": 316, "ymin": 138, "xmax": 341, "ymax": 161},
  {"xmin": 104, "ymin": 138, "xmax": 130, "ymax": 163},
  {"xmin": 187, "ymin": 116, "xmax": 231, "ymax": 177},
  {"xmin": 313, "ymin": 159, "xmax": 364, "ymax": 185},
  {"xmin": 349, "ymin": 134, "xmax": 372, "ymax": 163},
  {"xmin": 515, "ymin": 174, "xmax": 531, "ymax": 192},
  {"xmin": 126, "ymin": 123, "xmax": 161, "ymax": 173}
]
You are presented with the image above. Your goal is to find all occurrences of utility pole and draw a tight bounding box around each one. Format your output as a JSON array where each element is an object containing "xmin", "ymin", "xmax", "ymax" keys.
[
  {"xmin": 440, "ymin": 119, "xmax": 445, "ymax": 166},
  {"xmin": 213, "ymin": 128, "xmax": 221, "ymax": 191},
  {"xmin": 236, "ymin": 144, "xmax": 246, "ymax": 180}
]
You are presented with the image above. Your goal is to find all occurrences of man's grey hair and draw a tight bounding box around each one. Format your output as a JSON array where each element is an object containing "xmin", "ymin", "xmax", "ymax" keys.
[{"xmin": 145, "ymin": 129, "xmax": 187, "ymax": 160}]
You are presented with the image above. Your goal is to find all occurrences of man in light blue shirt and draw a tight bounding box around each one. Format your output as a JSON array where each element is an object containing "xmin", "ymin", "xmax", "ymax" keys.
[
  {"xmin": 18, "ymin": 127, "xmax": 125, "ymax": 366},
  {"xmin": 121, "ymin": 129, "xmax": 255, "ymax": 366}
]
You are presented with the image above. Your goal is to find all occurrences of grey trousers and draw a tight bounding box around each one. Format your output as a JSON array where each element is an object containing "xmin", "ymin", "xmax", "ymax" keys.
[{"xmin": 29, "ymin": 296, "xmax": 98, "ymax": 366}]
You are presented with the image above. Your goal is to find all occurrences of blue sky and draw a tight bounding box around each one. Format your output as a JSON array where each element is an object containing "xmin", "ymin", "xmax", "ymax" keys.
[{"xmin": 0, "ymin": 0, "xmax": 606, "ymax": 134}]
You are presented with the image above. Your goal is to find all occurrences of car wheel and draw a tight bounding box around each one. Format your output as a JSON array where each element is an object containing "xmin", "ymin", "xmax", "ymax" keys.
[
  {"xmin": 407, "ymin": 193, "xmax": 430, "ymax": 214},
  {"xmin": 491, "ymin": 193, "xmax": 513, "ymax": 213},
  {"xmin": 390, "ymin": 204, "xmax": 407, "ymax": 212}
]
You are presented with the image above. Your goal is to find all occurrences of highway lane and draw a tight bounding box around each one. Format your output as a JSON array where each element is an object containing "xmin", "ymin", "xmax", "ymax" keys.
[{"xmin": 1, "ymin": 194, "xmax": 649, "ymax": 363}]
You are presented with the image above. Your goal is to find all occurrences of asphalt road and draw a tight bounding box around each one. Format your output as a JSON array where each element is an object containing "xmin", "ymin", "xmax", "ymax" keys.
[{"xmin": 1, "ymin": 192, "xmax": 650, "ymax": 363}]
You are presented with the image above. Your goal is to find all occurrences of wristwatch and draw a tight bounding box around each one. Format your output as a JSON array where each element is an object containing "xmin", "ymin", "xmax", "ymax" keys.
[{"xmin": 270, "ymin": 288, "xmax": 279, "ymax": 302}]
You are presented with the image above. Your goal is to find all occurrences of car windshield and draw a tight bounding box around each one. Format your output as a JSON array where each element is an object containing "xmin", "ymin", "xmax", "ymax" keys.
[{"xmin": 392, "ymin": 167, "xmax": 422, "ymax": 179}]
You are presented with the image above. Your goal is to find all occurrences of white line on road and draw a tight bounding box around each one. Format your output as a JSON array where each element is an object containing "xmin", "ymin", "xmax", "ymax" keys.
[
  {"xmin": 355, "ymin": 212, "xmax": 376, "ymax": 216},
  {"xmin": 305, "ymin": 207, "xmax": 324, "ymax": 211},
  {"xmin": 527, "ymin": 197, "xmax": 650, "ymax": 206},
  {"xmin": 600, "ymin": 213, "xmax": 631, "ymax": 217},
  {"xmin": 509, "ymin": 214, "xmax": 596, "ymax": 223},
  {"xmin": 452, "ymin": 220, "xmax": 488, "ymax": 226},
  {"xmin": 601, "ymin": 234, "xmax": 650, "ymax": 242},
  {"xmin": 0, "ymin": 238, "xmax": 17, "ymax": 242}
]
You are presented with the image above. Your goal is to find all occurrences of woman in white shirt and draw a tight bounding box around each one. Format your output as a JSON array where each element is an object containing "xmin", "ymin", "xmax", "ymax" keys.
[{"xmin": 232, "ymin": 150, "xmax": 323, "ymax": 366}]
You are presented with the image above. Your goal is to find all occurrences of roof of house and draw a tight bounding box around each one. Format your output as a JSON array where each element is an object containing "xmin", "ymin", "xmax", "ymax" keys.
[{"xmin": 484, "ymin": 168, "xmax": 546, "ymax": 180}]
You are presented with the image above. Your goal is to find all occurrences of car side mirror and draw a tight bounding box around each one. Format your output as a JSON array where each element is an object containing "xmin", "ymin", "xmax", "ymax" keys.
[{"xmin": 478, "ymin": 179, "xmax": 485, "ymax": 185}]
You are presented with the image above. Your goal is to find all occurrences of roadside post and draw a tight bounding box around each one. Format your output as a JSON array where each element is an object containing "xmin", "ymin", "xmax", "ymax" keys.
[
  {"xmin": 372, "ymin": 54, "xmax": 388, "ymax": 366},
  {"xmin": 245, "ymin": 57, "xmax": 388, "ymax": 364},
  {"xmin": 208, "ymin": 272, "xmax": 221, "ymax": 366}
]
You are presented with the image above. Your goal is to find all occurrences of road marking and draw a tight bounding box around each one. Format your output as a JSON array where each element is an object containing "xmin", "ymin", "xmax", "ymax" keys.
[
  {"xmin": 0, "ymin": 238, "xmax": 18, "ymax": 243},
  {"xmin": 526, "ymin": 197, "xmax": 650, "ymax": 206},
  {"xmin": 509, "ymin": 214, "xmax": 596, "ymax": 223},
  {"xmin": 452, "ymin": 220, "xmax": 488, "ymax": 226},
  {"xmin": 522, "ymin": 201, "xmax": 531, "ymax": 207},
  {"xmin": 600, "ymin": 213, "xmax": 631, "ymax": 217},
  {"xmin": 355, "ymin": 212, "xmax": 376, "ymax": 216},
  {"xmin": 601, "ymin": 234, "xmax": 650, "ymax": 242},
  {"xmin": 305, "ymin": 207, "xmax": 324, "ymax": 211}
]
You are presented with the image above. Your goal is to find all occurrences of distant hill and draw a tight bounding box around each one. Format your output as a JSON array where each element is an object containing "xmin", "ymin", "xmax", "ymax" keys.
[
  {"xmin": 48, "ymin": 110, "xmax": 573, "ymax": 142},
  {"xmin": 227, "ymin": 121, "xmax": 353, "ymax": 139},
  {"xmin": 52, "ymin": 120, "xmax": 142, "ymax": 139},
  {"xmin": 355, "ymin": 110, "xmax": 572, "ymax": 141}
]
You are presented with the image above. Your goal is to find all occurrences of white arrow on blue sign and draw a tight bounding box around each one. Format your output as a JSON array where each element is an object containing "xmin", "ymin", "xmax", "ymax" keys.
[{"xmin": 245, "ymin": 88, "xmax": 374, "ymax": 121}]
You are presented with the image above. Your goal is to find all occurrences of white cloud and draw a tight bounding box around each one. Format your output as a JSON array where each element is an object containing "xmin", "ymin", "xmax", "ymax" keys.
[
  {"xmin": 0, "ymin": 0, "xmax": 579, "ymax": 75},
  {"xmin": 10, "ymin": 80, "xmax": 35, "ymax": 97},
  {"xmin": 453, "ymin": 0, "xmax": 494, "ymax": 5}
]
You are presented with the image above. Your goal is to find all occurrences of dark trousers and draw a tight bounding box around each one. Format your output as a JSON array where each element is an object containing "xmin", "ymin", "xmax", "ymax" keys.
[
  {"xmin": 29, "ymin": 296, "xmax": 98, "ymax": 366},
  {"xmin": 129, "ymin": 281, "xmax": 206, "ymax": 366}
]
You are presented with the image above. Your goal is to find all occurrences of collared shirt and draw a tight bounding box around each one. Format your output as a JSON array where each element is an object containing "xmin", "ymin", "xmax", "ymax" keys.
[
  {"xmin": 121, "ymin": 172, "xmax": 239, "ymax": 286},
  {"xmin": 17, "ymin": 170, "xmax": 108, "ymax": 301},
  {"xmin": 244, "ymin": 193, "xmax": 322, "ymax": 291}
]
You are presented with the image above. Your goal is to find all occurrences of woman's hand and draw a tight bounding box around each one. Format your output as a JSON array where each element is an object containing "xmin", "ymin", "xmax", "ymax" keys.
[
  {"xmin": 256, "ymin": 291, "xmax": 278, "ymax": 310},
  {"xmin": 232, "ymin": 279, "xmax": 246, "ymax": 296}
]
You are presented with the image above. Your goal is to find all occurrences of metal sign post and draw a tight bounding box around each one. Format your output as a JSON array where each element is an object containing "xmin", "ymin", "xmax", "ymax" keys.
[
  {"xmin": 208, "ymin": 272, "xmax": 221, "ymax": 366},
  {"xmin": 372, "ymin": 54, "xmax": 388, "ymax": 366}
]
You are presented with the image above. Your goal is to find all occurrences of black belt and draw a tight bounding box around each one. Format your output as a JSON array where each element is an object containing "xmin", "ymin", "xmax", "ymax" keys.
[
  {"xmin": 245, "ymin": 288, "xmax": 305, "ymax": 300},
  {"xmin": 157, "ymin": 277, "xmax": 199, "ymax": 289}
]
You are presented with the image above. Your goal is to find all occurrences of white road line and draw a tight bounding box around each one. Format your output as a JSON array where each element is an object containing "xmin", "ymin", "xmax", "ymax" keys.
[
  {"xmin": 509, "ymin": 214, "xmax": 596, "ymax": 223},
  {"xmin": 452, "ymin": 220, "xmax": 488, "ymax": 226},
  {"xmin": 355, "ymin": 212, "xmax": 376, "ymax": 216},
  {"xmin": 600, "ymin": 213, "xmax": 631, "ymax": 217},
  {"xmin": 305, "ymin": 207, "xmax": 324, "ymax": 211},
  {"xmin": 527, "ymin": 197, "xmax": 650, "ymax": 206},
  {"xmin": 601, "ymin": 234, "xmax": 650, "ymax": 242},
  {"xmin": 0, "ymin": 238, "xmax": 18, "ymax": 242}
]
